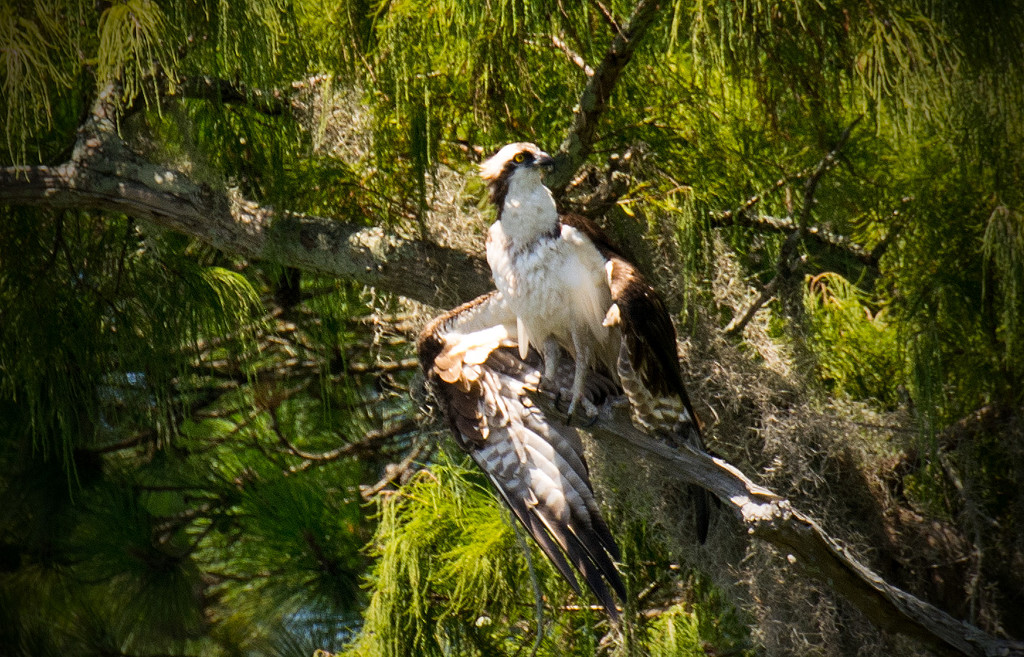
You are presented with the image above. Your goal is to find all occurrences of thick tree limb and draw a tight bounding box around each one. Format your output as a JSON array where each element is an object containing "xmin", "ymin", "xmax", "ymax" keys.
[
  {"xmin": 2, "ymin": 0, "xmax": 664, "ymax": 305},
  {"xmin": 532, "ymin": 392, "xmax": 1024, "ymax": 657},
  {"xmin": 0, "ymin": 87, "xmax": 491, "ymax": 310},
  {"xmin": 547, "ymin": 0, "xmax": 662, "ymax": 193}
]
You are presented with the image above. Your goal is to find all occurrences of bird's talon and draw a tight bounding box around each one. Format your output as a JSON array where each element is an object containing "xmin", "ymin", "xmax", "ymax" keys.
[
  {"xmin": 563, "ymin": 395, "xmax": 601, "ymax": 427},
  {"xmin": 551, "ymin": 388, "xmax": 568, "ymax": 413},
  {"xmin": 577, "ymin": 398, "xmax": 600, "ymax": 427}
]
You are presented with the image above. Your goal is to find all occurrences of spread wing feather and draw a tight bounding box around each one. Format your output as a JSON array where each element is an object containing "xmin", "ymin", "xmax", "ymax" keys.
[{"xmin": 418, "ymin": 292, "xmax": 626, "ymax": 620}]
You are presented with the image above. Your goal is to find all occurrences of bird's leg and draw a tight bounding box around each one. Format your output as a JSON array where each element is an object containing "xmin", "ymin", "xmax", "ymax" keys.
[
  {"xmin": 542, "ymin": 336, "xmax": 561, "ymax": 385},
  {"xmin": 567, "ymin": 330, "xmax": 599, "ymax": 421}
]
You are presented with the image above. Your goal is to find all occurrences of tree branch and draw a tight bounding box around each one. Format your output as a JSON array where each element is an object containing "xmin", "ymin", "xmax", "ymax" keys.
[
  {"xmin": 359, "ymin": 435, "xmax": 433, "ymax": 499},
  {"xmin": 533, "ymin": 393, "xmax": 1024, "ymax": 657},
  {"xmin": 547, "ymin": 0, "xmax": 663, "ymax": 193},
  {"xmin": 589, "ymin": 0, "xmax": 623, "ymax": 35},
  {"xmin": 710, "ymin": 118, "xmax": 876, "ymax": 267},
  {"xmin": 547, "ymin": 34, "xmax": 594, "ymax": 77},
  {"xmin": 711, "ymin": 210, "xmax": 877, "ymax": 266},
  {"xmin": 723, "ymin": 120, "xmax": 862, "ymax": 336},
  {"xmin": 269, "ymin": 409, "xmax": 419, "ymax": 475},
  {"xmin": 0, "ymin": 86, "xmax": 491, "ymax": 310},
  {"xmin": 721, "ymin": 263, "xmax": 787, "ymax": 336},
  {"xmin": 166, "ymin": 74, "xmax": 322, "ymax": 116}
]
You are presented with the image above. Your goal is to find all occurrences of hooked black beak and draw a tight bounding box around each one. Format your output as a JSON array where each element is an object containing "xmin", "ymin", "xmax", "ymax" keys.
[{"xmin": 536, "ymin": 153, "xmax": 555, "ymax": 171}]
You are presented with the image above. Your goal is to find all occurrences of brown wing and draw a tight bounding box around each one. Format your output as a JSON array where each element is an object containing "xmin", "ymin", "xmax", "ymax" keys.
[
  {"xmin": 559, "ymin": 214, "xmax": 710, "ymax": 541},
  {"xmin": 606, "ymin": 257, "xmax": 698, "ymax": 425},
  {"xmin": 417, "ymin": 292, "xmax": 626, "ymax": 620},
  {"xmin": 559, "ymin": 214, "xmax": 699, "ymax": 425},
  {"xmin": 604, "ymin": 257, "xmax": 711, "ymax": 543}
]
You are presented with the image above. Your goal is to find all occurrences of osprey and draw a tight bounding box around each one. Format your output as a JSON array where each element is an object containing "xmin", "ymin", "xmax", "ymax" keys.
[
  {"xmin": 480, "ymin": 143, "xmax": 710, "ymax": 461},
  {"xmin": 417, "ymin": 142, "xmax": 710, "ymax": 620}
]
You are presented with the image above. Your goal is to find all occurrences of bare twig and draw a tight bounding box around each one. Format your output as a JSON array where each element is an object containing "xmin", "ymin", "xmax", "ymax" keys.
[
  {"xmin": 710, "ymin": 175, "xmax": 792, "ymax": 226},
  {"xmin": 87, "ymin": 429, "xmax": 157, "ymax": 454},
  {"xmin": 359, "ymin": 435, "xmax": 433, "ymax": 499},
  {"xmin": 723, "ymin": 120, "xmax": 862, "ymax": 337},
  {"xmin": 710, "ymin": 118, "xmax": 875, "ymax": 267},
  {"xmin": 798, "ymin": 117, "xmax": 863, "ymax": 228},
  {"xmin": 268, "ymin": 409, "xmax": 418, "ymax": 473},
  {"xmin": 711, "ymin": 210, "xmax": 877, "ymax": 266},
  {"xmin": 589, "ymin": 0, "xmax": 623, "ymax": 35},
  {"xmin": 722, "ymin": 267, "xmax": 784, "ymax": 337},
  {"xmin": 163, "ymin": 74, "xmax": 322, "ymax": 116},
  {"xmin": 549, "ymin": 34, "xmax": 594, "ymax": 76},
  {"xmin": 345, "ymin": 357, "xmax": 420, "ymax": 375}
]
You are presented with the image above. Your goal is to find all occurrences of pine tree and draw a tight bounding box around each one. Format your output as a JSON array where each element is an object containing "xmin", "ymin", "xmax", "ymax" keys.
[{"xmin": 1, "ymin": 0, "xmax": 1022, "ymax": 655}]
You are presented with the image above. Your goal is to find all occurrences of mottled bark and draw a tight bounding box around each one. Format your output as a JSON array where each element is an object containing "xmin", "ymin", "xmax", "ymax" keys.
[
  {"xmin": 0, "ymin": 87, "xmax": 491, "ymax": 310},
  {"xmin": 570, "ymin": 398, "xmax": 1024, "ymax": 657}
]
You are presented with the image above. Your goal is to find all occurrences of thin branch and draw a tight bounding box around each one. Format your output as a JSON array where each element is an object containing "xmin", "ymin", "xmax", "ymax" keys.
[
  {"xmin": 723, "ymin": 120, "xmax": 862, "ymax": 337},
  {"xmin": 548, "ymin": 34, "xmax": 594, "ymax": 76},
  {"xmin": 548, "ymin": 0, "xmax": 663, "ymax": 194},
  {"xmin": 345, "ymin": 357, "xmax": 420, "ymax": 375},
  {"xmin": 359, "ymin": 435, "xmax": 433, "ymax": 499},
  {"xmin": 566, "ymin": 149, "xmax": 636, "ymax": 218},
  {"xmin": 155, "ymin": 74, "xmax": 320, "ymax": 116},
  {"xmin": 711, "ymin": 210, "xmax": 877, "ymax": 266},
  {"xmin": 87, "ymin": 429, "xmax": 157, "ymax": 454},
  {"xmin": 798, "ymin": 117, "xmax": 863, "ymax": 229},
  {"xmin": 722, "ymin": 268, "xmax": 783, "ymax": 336},
  {"xmin": 589, "ymin": 0, "xmax": 623, "ymax": 35},
  {"xmin": 710, "ymin": 118, "xmax": 875, "ymax": 267},
  {"xmin": 268, "ymin": 407, "xmax": 417, "ymax": 472}
]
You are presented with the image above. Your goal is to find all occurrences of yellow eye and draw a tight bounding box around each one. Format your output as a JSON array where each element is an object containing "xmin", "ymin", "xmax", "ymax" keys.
[{"xmin": 513, "ymin": 152, "xmax": 525, "ymax": 163}]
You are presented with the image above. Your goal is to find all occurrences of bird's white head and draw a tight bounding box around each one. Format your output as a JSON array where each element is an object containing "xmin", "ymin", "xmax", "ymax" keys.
[
  {"xmin": 480, "ymin": 143, "xmax": 555, "ymax": 205},
  {"xmin": 479, "ymin": 143, "xmax": 557, "ymax": 238}
]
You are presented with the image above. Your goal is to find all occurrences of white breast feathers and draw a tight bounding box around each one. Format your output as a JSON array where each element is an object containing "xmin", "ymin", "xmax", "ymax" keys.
[{"xmin": 487, "ymin": 221, "xmax": 614, "ymax": 364}]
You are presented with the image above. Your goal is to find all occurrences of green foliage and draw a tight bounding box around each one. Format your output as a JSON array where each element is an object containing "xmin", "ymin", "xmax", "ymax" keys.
[
  {"xmin": 0, "ymin": 211, "xmax": 259, "ymax": 463},
  {"xmin": 0, "ymin": 2, "xmax": 77, "ymax": 162},
  {"xmin": 343, "ymin": 455, "xmax": 754, "ymax": 657},
  {"xmin": 0, "ymin": 204, "xmax": 403, "ymax": 655},
  {"xmin": 804, "ymin": 272, "xmax": 904, "ymax": 408},
  {"xmin": 982, "ymin": 205, "xmax": 1024, "ymax": 377},
  {"xmin": 345, "ymin": 456, "xmax": 531, "ymax": 656},
  {"xmin": 97, "ymin": 0, "xmax": 178, "ymax": 109},
  {"xmin": 181, "ymin": 0, "xmax": 309, "ymax": 86},
  {"xmin": 647, "ymin": 605, "xmax": 701, "ymax": 657},
  {"xmin": 2, "ymin": 0, "xmax": 1024, "ymax": 653}
]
